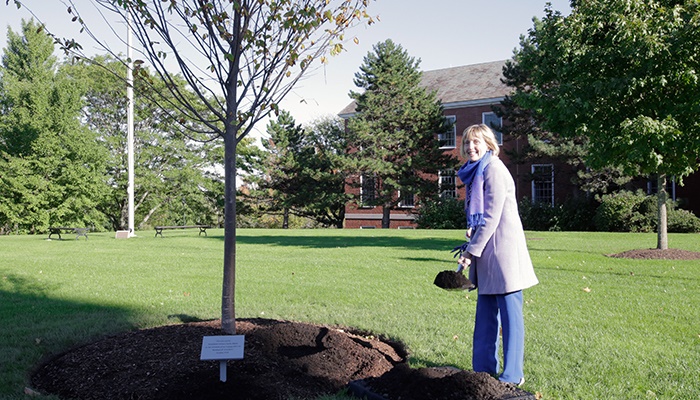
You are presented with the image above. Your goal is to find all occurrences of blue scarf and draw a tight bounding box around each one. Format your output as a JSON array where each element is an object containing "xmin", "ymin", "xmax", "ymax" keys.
[{"xmin": 456, "ymin": 151, "xmax": 492, "ymax": 228}]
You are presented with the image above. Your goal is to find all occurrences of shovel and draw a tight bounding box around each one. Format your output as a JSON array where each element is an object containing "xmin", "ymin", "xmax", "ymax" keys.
[{"xmin": 433, "ymin": 241, "xmax": 476, "ymax": 291}]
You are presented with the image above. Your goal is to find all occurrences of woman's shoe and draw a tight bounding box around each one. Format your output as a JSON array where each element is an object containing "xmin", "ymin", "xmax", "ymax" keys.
[{"xmin": 500, "ymin": 377, "xmax": 525, "ymax": 387}]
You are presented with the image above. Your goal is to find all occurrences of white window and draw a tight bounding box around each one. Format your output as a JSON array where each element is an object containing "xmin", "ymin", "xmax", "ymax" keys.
[
  {"xmin": 439, "ymin": 115, "xmax": 457, "ymax": 149},
  {"xmin": 439, "ymin": 169, "xmax": 457, "ymax": 199},
  {"xmin": 647, "ymin": 176, "xmax": 677, "ymax": 201},
  {"xmin": 360, "ymin": 174, "xmax": 377, "ymax": 207},
  {"xmin": 482, "ymin": 112, "xmax": 503, "ymax": 145},
  {"xmin": 398, "ymin": 190, "xmax": 415, "ymax": 208},
  {"xmin": 531, "ymin": 164, "xmax": 554, "ymax": 206}
]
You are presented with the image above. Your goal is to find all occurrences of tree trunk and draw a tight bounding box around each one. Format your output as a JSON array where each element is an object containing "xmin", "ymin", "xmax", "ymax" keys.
[
  {"xmin": 221, "ymin": 128, "xmax": 238, "ymax": 334},
  {"xmin": 140, "ymin": 203, "xmax": 159, "ymax": 228},
  {"xmin": 283, "ymin": 208, "xmax": 289, "ymax": 229},
  {"xmin": 220, "ymin": 1, "xmax": 244, "ymax": 335},
  {"xmin": 657, "ymin": 173, "xmax": 668, "ymax": 250},
  {"xmin": 336, "ymin": 208, "xmax": 345, "ymax": 229},
  {"xmin": 382, "ymin": 206, "xmax": 391, "ymax": 229}
]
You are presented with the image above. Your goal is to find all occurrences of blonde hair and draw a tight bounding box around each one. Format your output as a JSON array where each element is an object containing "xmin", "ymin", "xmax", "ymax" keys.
[{"xmin": 460, "ymin": 124, "xmax": 500, "ymax": 158}]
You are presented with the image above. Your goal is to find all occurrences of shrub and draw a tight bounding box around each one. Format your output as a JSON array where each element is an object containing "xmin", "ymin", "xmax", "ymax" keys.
[
  {"xmin": 518, "ymin": 196, "xmax": 598, "ymax": 232},
  {"xmin": 555, "ymin": 197, "xmax": 599, "ymax": 231},
  {"xmin": 415, "ymin": 197, "xmax": 466, "ymax": 229},
  {"xmin": 595, "ymin": 190, "xmax": 700, "ymax": 233},
  {"xmin": 668, "ymin": 206, "xmax": 700, "ymax": 233},
  {"xmin": 594, "ymin": 190, "xmax": 656, "ymax": 232},
  {"xmin": 518, "ymin": 198, "xmax": 559, "ymax": 231}
]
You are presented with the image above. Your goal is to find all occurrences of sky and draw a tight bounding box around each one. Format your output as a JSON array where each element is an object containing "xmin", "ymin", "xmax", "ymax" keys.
[{"xmin": 0, "ymin": 0, "xmax": 571, "ymax": 137}]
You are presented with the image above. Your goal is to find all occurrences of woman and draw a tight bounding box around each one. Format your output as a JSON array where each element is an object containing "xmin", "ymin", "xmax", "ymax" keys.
[{"xmin": 456, "ymin": 124, "xmax": 538, "ymax": 386}]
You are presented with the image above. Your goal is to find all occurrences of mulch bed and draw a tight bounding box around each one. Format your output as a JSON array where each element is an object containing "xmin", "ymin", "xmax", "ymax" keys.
[
  {"xmin": 29, "ymin": 318, "xmax": 532, "ymax": 400},
  {"xmin": 608, "ymin": 248, "xmax": 700, "ymax": 260}
]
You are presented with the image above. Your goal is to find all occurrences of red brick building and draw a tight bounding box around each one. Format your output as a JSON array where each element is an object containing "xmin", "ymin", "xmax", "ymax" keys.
[{"xmin": 339, "ymin": 60, "xmax": 700, "ymax": 228}]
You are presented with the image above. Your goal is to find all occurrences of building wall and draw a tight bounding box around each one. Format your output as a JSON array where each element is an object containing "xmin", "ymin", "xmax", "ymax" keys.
[
  {"xmin": 676, "ymin": 172, "xmax": 700, "ymax": 216},
  {"xmin": 343, "ymin": 104, "xmax": 700, "ymax": 228},
  {"xmin": 343, "ymin": 104, "xmax": 508, "ymax": 228}
]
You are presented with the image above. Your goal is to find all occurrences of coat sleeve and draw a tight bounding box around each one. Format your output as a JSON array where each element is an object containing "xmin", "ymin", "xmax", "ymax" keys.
[{"xmin": 466, "ymin": 162, "xmax": 508, "ymax": 258}]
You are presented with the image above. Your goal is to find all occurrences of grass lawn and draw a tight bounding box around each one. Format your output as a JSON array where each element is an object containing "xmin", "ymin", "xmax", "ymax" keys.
[{"xmin": 1, "ymin": 229, "xmax": 699, "ymax": 399}]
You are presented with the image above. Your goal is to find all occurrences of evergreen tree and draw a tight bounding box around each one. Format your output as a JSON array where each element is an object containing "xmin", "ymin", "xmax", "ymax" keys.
[
  {"xmin": 0, "ymin": 20, "xmax": 108, "ymax": 233},
  {"xmin": 260, "ymin": 110, "xmax": 309, "ymax": 228},
  {"xmin": 249, "ymin": 114, "xmax": 347, "ymax": 228},
  {"xmin": 346, "ymin": 39, "xmax": 457, "ymax": 228},
  {"xmin": 301, "ymin": 116, "xmax": 348, "ymax": 228}
]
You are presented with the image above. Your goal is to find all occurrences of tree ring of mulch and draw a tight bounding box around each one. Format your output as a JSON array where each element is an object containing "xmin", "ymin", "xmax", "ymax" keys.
[
  {"xmin": 433, "ymin": 270, "xmax": 475, "ymax": 291},
  {"xmin": 28, "ymin": 318, "xmax": 534, "ymax": 400},
  {"xmin": 607, "ymin": 248, "xmax": 700, "ymax": 260}
]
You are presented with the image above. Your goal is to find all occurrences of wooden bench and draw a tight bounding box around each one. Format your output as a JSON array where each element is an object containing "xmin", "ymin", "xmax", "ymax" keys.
[
  {"xmin": 48, "ymin": 227, "xmax": 90, "ymax": 240},
  {"xmin": 154, "ymin": 225, "xmax": 211, "ymax": 237}
]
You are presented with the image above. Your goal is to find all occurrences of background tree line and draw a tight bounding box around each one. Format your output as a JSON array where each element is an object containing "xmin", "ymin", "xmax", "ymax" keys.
[
  {"xmin": 0, "ymin": 21, "xmax": 454, "ymax": 234},
  {"xmin": 0, "ymin": 20, "xmax": 228, "ymax": 233},
  {"xmin": 4, "ymin": 1, "xmax": 700, "ymax": 238},
  {"xmin": 0, "ymin": 19, "xmax": 359, "ymax": 234}
]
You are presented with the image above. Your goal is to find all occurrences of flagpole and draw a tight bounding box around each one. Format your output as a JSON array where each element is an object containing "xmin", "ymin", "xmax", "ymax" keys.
[{"xmin": 127, "ymin": 11, "xmax": 135, "ymax": 237}]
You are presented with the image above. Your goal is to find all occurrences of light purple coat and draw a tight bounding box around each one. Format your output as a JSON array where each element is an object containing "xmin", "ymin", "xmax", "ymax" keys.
[{"xmin": 466, "ymin": 157, "xmax": 538, "ymax": 295}]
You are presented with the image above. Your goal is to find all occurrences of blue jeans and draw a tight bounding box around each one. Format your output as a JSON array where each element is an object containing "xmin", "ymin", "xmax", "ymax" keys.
[{"xmin": 472, "ymin": 291, "xmax": 524, "ymax": 383}]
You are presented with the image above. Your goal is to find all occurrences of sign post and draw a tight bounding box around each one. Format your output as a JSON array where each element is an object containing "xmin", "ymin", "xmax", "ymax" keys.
[{"xmin": 200, "ymin": 335, "xmax": 245, "ymax": 382}]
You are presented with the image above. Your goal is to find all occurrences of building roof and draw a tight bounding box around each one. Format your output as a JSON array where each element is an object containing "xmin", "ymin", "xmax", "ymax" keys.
[{"xmin": 338, "ymin": 59, "xmax": 510, "ymax": 117}]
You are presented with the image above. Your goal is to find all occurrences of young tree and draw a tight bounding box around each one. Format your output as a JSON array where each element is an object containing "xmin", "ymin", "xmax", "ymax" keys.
[
  {"xmin": 346, "ymin": 39, "xmax": 457, "ymax": 228},
  {"xmin": 512, "ymin": 1, "xmax": 700, "ymax": 249},
  {"xmin": 9, "ymin": 0, "xmax": 374, "ymax": 333},
  {"xmin": 0, "ymin": 19, "xmax": 108, "ymax": 233}
]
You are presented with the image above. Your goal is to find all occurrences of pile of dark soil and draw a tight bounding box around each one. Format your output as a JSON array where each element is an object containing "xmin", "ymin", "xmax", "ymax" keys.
[
  {"xmin": 29, "ymin": 318, "xmax": 531, "ymax": 400},
  {"xmin": 350, "ymin": 364, "xmax": 533, "ymax": 400}
]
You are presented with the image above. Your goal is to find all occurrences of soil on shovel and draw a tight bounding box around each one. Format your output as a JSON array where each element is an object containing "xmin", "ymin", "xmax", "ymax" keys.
[
  {"xmin": 29, "ymin": 318, "xmax": 533, "ymax": 400},
  {"xmin": 434, "ymin": 270, "xmax": 474, "ymax": 290}
]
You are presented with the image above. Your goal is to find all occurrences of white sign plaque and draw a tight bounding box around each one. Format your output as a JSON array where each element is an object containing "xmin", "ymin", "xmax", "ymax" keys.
[
  {"xmin": 200, "ymin": 335, "xmax": 245, "ymax": 360},
  {"xmin": 200, "ymin": 335, "xmax": 245, "ymax": 382}
]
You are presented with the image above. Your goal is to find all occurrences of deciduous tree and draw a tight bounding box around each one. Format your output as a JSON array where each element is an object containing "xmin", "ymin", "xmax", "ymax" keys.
[
  {"xmin": 498, "ymin": 57, "xmax": 632, "ymax": 198},
  {"xmin": 66, "ymin": 55, "xmax": 226, "ymax": 230},
  {"xmin": 10, "ymin": 0, "xmax": 374, "ymax": 333},
  {"xmin": 512, "ymin": 0, "xmax": 700, "ymax": 249}
]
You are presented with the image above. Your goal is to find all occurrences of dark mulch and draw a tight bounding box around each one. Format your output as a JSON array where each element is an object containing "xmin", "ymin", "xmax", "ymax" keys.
[
  {"xmin": 29, "ymin": 318, "xmax": 531, "ymax": 400},
  {"xmin": 351, "ymin": 364, "xmax": 533, "ymax": 400},
  {"xmin": 608, "ymin": 248, "xmax": 700, "ymax": 260}
]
